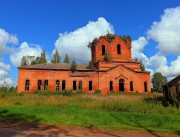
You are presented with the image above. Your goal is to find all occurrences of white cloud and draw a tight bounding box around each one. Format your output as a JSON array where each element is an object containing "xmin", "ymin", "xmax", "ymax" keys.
[
  {"xmin": 0, "ymin": 28, "xmax": 18, "ymax": 86},
  {"xmin": 131, "ymin": 36, "xmax": 150, "ymax": 66},
  {"xmin": 0, "ymin": 62, "xmax": 10, "ymax": 71},
  {"xmin": 147, "ymin": 6, "xmax": 180, "ymax": 80},
  {"xmin": 150, "ymin": 53, "xmax": 167, "ymax": 68},
  {"xmin": 54, "ymin": 17, "xmax": 114, "ymax": 63},
  {"xmin": 150, "ymin": 53, "xmax": 180, "ymax": 78},
  {"xmin": 0, "ymin": 62, "xmax": 13, "ymax": 86},
  {"xmin": 0, "ymin": 77, "xmax": 14, "ymax": 87},
  {"xmin": 10, "ymin": 42, "xmax": 42, "ymax": 66},
  {"xmin": 0, "ymin": 69, "xmax": 8, "ymax": 78},
  {"xmin": 0, "ymin": 28, "xmax": 18, "ymax": 57},
  {"xmin": 147, "ymin": 6, "xmax": 180, "ymax": 55}
]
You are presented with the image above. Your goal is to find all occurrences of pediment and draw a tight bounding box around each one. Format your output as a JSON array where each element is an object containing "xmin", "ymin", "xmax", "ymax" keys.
[
  {"xmin": 107, "ymin": 64, "xmax": 136, "ymax": 74},
  {"xmin": 115, "ymin": 74, "xmax": 128, "ymax": 80}
]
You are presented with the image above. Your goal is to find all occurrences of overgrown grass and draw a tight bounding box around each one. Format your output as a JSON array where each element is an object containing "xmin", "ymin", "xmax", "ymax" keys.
[{"xmin": 0, "ymin": 91, "xmax": 179, "ymax": 134}]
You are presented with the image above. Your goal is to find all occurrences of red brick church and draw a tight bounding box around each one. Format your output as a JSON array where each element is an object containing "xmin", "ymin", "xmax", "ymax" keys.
[{"xmin": 17, "ymin": 34, "xmax": 151, "ymax": 93}]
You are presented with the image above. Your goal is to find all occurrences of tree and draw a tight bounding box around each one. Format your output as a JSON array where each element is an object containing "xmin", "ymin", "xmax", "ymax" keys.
[
  {"xmin": 64, "ymin": 54, "xmax": 70, "ymax": 64},
  {"xmin": 87, "ymin": 61, "xmax": 94, "ymax": 70},
  {"xmin": 152, "ymin": 72, "xmax": 167, "ymax": 93},
  {"xmin": 40, "ymin": 50, "xmax": 47, "ymax": 63},
  {"xmin": 104, "ymin": 50, "xmax": 109, "ymax": 62},
  {"xmin": 20, "ymin": 56, "xmax": 27, "ymax": 66},
  {"xmin": 31, "ymin": 50, "xmax": 47, "ymax": 64},
  {"xmin": 132, "ymin": 58, "xmax": 145, "ymax": 72},
  {"xmin": 71, "ymin": 60, "xmax": 77, "ymax": 72},
  {"xmin": 31, "ymin": 60, "xmax": 36, "ymax": 65},
  {"xmin": 139, "ymin": 60, "xmax": 145, "ymax": 72},
  {"xmin": 20, "ymin": 56, "xmax": 36, "ymax": 66},
  {"xmin": 51, "ymin": 50, "xmax": 61, "ymax": 63}
]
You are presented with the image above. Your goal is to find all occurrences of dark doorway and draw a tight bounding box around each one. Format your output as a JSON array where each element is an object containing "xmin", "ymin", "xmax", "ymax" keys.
[
  {"xmin": 110, "ymin": 81, "xmax": 113, "ymax": 91},
  {"xmin": 130, "ymin": 81, "xmax": 133, "ymax": 91},
  {"xmin": 102, "ymin": 45, "xmax": 105, "ymax": 55},
  {"xmin": 144, "ymin": 82, "xmax": 148, "ymax": 92},
  {"xmin": 89, "ymin": 81, "xmax": 92, "ymax": 91},
  {"xmin": 119, "ymin": 79, "xmax": 124, "ymax": 92},
  {"xmin": 62, "ymin": 80, "xmax": 66, "ymax": 90},
  {"xmin": 117, "ymin": 44, "xmax": 121, "ymax": 54},
  {"xmin": 73, "ymin": 80, "xmax": 76, "ymax": 91}
]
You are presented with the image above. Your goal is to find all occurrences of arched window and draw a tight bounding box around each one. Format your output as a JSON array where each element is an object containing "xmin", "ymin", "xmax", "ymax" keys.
[
  {"xmin": 110, "ymin": 81, "xmax": 113, "ymax": 91},
  {"xmin": 73, "ymin": 80, "xmax": 76, "ymax": 91},
  {"xmin": 44, "ymin": 80, "xmax": 48, "ymax": 90},
  {"xmin": 62, "ymin": 80, "xmax": 66, "ymax": 90},
  {"xmin": 79, "ymin": 81, "xmax": 82, "ymax": 90},
  {"xmin": 56, "ymin": 80, "xmax": 60, "ymax": 91},
  {"xmin": 89, "ymin": 81, "xmax": 92, "ymax": 91},
  {"xmin": 117, "ymin": 44, "xmax": 121, "ymax": 54},
  {"xmin": 130, "ymin": 81, "xmax": 133, "ymax": 91},
  {"xmin": 102, "ymin": 45, "xmax": 105, "ymax": 55},
  {"xmin": 37, "ymin": 80, "xmax": 42, "ymax": 90},
  {"xmin": 144, "ymin": 82, "xmax": 148, "ymax": 92},
  {"xmin": 25, "ymin": 80, "xmax": 30, "ymax": 91}
]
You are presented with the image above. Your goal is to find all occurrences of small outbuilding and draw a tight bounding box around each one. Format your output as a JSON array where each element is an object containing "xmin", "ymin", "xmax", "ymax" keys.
[{"xmin": 163, "ymin": 75, "xmax": 180, "ymax": 100}]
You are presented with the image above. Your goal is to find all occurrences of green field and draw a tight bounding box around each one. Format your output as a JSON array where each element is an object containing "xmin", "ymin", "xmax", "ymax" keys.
[{"xmin": 0, "ymin": 91, "xmax": 179, "ymax": 135}]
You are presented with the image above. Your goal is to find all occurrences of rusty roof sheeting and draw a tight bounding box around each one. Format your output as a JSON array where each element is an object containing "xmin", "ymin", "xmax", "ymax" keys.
[{"xmin": 18, "ymin": 63, "xmax": 90, "ymax": 71}]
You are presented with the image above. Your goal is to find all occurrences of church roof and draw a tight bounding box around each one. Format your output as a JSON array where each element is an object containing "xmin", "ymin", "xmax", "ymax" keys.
[{"xmin": 18, "ymin": 63, "xmax": 91, "ymax": 71}]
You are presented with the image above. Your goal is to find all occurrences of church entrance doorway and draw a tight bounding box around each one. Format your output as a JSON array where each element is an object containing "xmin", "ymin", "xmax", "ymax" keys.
[{"xmin": 119, "ymin": 79, "xmax": 125, "ymax": 92}]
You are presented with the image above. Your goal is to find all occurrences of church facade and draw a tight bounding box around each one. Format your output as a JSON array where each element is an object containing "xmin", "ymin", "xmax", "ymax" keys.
[{"xmin": 17, "ymin": 34, "xmax": 151, "ymax": 93}]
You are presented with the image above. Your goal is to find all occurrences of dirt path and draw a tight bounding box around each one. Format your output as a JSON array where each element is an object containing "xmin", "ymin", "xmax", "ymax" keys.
[{"xmin": 0, "ymin": 122, "xmax": 178, "ymax": 137}]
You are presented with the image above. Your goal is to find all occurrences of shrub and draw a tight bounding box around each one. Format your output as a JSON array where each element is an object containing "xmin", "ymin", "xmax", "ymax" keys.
[
  {"xmin": 94, "ymin": 89, "xmax": 101, "ymax": 94},
  {"xmin": 162, "ymin": 98, "xmax": 169, "ymax": 107},
  {"xmin": 76, "ymin": 90, "xmax": 84, "ymax": 94},
  {"xmin": 62, "ymin": 90, "xmax": 72, "ymax": 96}
]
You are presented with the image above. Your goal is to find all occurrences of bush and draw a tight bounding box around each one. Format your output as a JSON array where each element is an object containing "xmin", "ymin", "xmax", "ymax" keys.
[
  {"xmin": 34, "ymin": 90, "xmax": 62, "ymax": 96},
  {"xmin": 76, "ymin": 90, "xmax": 84, "ymax": 94},
  {"xmin": 94, "ymin": 89, "xmax": 101, "ymax": 94},
  {"xmin": 162, "ymin": 98, "xmax": 169, "ymax": 107},
  {"xmin": 62, "ymin": 90, "xmax": 72, "ymax": 96}
]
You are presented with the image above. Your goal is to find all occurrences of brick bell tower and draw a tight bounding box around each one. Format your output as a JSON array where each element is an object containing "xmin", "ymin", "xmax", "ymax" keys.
[{"xmin": 89, "ymin": 34, "xmax": 132, "ymax": 64}]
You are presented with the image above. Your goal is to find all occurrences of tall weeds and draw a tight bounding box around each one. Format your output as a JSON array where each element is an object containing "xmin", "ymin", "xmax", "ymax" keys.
[{"xmin": 0, "ymin": 91, "xmax": 179, "ymax": 115}]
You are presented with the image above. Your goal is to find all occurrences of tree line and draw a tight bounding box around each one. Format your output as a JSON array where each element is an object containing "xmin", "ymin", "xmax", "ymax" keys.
[
  {"xmin": 20, "ymin": 50, "xmax": 77, "ymax": 72},
  {"xmin": 21, "ymin": 50, "xmax": 72, "ymax": 66}
]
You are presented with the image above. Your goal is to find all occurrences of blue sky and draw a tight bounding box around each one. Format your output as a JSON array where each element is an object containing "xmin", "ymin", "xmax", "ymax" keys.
[{"xmin": 0, "ymin": 0, "xmax": 180, "ymax": 86}]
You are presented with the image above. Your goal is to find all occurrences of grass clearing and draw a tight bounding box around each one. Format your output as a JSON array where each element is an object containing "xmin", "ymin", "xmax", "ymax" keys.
[{"xmin": 0, "ymin": 91, "xmax": 179, "ymax": 135}]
